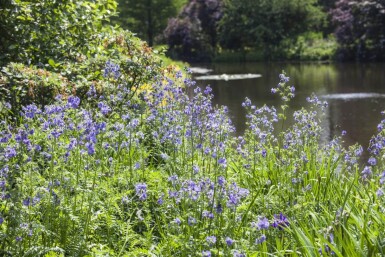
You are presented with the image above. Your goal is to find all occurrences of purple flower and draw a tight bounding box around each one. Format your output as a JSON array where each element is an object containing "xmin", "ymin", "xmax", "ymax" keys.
[
  {"xmin": 272, "ymin": 213, "xmax": 289, "ymax": 229},
  {"xmin": 225, "ymin": 236, "xmax": 234, "ymax": 246},
  {"xmin": 103, "ymin": 60, "xmax": 121, "ymax": 79},
  {"xmin": 202, "ymin": 210, "xmax": 214, "ymax": 219},
  {"xmin": 173, "ymin": 218, "xmax": 181, "ymax": 225},
  {"xmin": 256, "ymin": 217, "xmax": 270, "ymax": 230},
  {"xmin": 98, "ymin": 102, "xmax": 111, "ymax": 115},
  {"xmin": 23, "ymin": 197, "xmax": 31, "ymax": 206},
  {"xmin": 377, "ymin": 189, "xmax": 384, "ymax": 197},
  {"xmin": 67, "ymin": 96, "xmax": 80, "ymax": 109},
  {"xmin": 368, "ymin": 157, "xmax": 377, "ymax": 166},
  {"xmin": 85, "ymin": 142, "xmax": 95, "ymax": 155},
  {"xmin": 22, "ymin": 104, "xmax": 41, "ymax": 119},
  {"xmin": 135, "ymin": 183, "xmax": 147, "ymax": 201},
  {"xmin": 218, "ymin": 157, "xmax": 227, "ymax": 168},
  {"xmin": 157, "ymin": 195, "xmax": 164, "ymax": 205},
  {"xmin": 188, "ymin": 216, "xmax": 196, "ymax": 226},
  {"xmin": 206, "ymin": 236, "xmax": 216, "ymax": 245},
  {"xmin": 233, "ymin": 250, "xmax": 246, "ymax": 257},
  {"xmin": 218, "ymin": 176, "xmax": 226, "ymax": 187},
  {"xmin": 0, "ymin": 217, "xmax": 3, "ymax": 225},
  {"xmin": 4, "ymin": 146, "xmax": 17, "ymax": 159},
  {"xmin": 202, "ymin": 250, "xmax": 211, "ymax": 257},
  {"xmin": 256, "ymin": 234, "xmax": 266, "ymax": 244},
  {"xmin": 361, "ymin": 166, "xmax": 372, "ymax": 180},
  {"xmin": 279, "ymin": 74, "xmax": 290, "ymax": 83},
  {"xmin": 16, "ymin": 236, "xmax": 22, "ymax": 242}
]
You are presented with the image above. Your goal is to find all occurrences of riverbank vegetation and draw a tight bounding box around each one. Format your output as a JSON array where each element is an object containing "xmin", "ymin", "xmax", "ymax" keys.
[
  {"xmin": 1, "ymin": 1, "xmax": 385, "ymax": 257},
  {"xmin": 111, "ymin": 0, "xmax": 385, "ymax": 62}
]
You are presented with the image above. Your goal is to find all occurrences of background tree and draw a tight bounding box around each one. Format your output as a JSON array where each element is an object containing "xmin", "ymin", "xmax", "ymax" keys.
[
  {"xmin": 218, "ymin": 0, "xmax": 325, "ymax": 59},
  {"xmin": 164, "ymin": 0, "xmax": 223, "ymax": 61},
  {"xmin": 331, "ymin": 0, "xmax": 385, "ymax": 61},
  {"xmin": 113, "ymin": 0, "xmax": 186, "ymax": 46}
]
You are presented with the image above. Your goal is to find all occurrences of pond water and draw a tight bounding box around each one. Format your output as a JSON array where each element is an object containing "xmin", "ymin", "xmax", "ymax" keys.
[{"xmin": 192, "ymin": 62, "xmax": 385, "ymax": 154}]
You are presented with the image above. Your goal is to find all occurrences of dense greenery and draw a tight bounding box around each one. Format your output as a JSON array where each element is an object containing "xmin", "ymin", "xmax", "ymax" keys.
[
  {"xmin": 164, "ymin": 0, "xmax": 223, "ymax": 61},
  {"xmin": 2, "ymin": 0, "xmax": 385, "ymax": 256},
  {"xmin": 112, "ymin": 0, "xmax": 187, "ymax": 46},
  {"xmin": 0, "ymin": 0, "xmax": 171, "ymax": 121},
  {"xmin": 163, "ymin": 0, "xmax": 385, "ymax": 61},
  {"xmin": 0, "ymin": 0, "xmax": 118, "ymax": 66},
  {"xmin": 331, "ymin": 0, "xmax": 385, "ymax": 61}
]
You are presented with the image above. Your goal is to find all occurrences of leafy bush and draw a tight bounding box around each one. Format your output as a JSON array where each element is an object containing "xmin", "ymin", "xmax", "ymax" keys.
[
  {"xmin": 331, "ymin": 0, "xmax": 385, "ymax": 61},
  {"xmin": 0, "ymin": 29, "xmax": 167, "ymax": 121},
  {"xmin": 0, "ymin": 0, "xmax": 118, "ymax": 66}
]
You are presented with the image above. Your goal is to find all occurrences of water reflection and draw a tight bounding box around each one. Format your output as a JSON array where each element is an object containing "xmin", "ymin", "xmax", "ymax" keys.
[{"xmin": 193, "ymin": 62, "xmax": 385, "ymax": 153}]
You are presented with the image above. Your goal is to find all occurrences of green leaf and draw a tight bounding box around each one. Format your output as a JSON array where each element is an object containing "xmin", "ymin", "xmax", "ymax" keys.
[{"xmin": 48, "ymin": 59, "xmax": 56, "ymax": 67}]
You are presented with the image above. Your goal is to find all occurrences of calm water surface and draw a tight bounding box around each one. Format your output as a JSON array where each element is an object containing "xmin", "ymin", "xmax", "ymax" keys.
[{"xmin": 193, "ymin": 62, "xmax": 385, "ymax": 152}]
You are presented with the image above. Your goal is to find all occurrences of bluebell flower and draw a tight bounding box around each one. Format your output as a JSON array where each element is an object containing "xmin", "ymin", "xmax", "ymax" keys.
[
  {"xmin": 188, "ymin": 216, "xmax": 196, "ymax": 226},
  {"xmin": 256, "ymin": 217, "xmax": 269, "ymax": 230},
  {"xmin": 272, "ymin": 213, "xmax": 289, "ymax": 229},
  {"xmin": 380, "ymin": 171, "xmax": 385, "ymax": 185},
  {"xmin": 255, "ymin": 234, "xmax": 266, "ymax": 244},
  {"xmin": 4, "ymin": 146, "xmax": 17, "ymax": 159},
  {"xmin": 368, "ymin": 157, "xmax": 377, "ymax": 166},
  {"xmin": 103, "ymin": 60, "xmax": 121, "ymax": 79},
  {"xmin": 225, "ymin": 236, "xmax": 234, "ymax": 246},
  {"xmin": 173, "ymin": 218, "xmax": 181, "ymax": 225},
  {"xmin": 98, "ymin": 102, "xmax": 111, "ymax": 115},
  {"xmin": 157, "ymin": 195, "xmax": 164, "ymax": 205},
  {"xmin": 202, "ymin": 250, "xmax": 211, "ymax": 257},
  {"xmin": 0, "ymin": 217, "xmax": 3, "ymax": 225},
  {"xmin": 279, "ymin": 73, "xmax": 290, "ymax": 83},
  {"xmin": 67, "ymin": 96, "xmax": 80, "ymax": 109},
  {"xmin": 206, "ymin": 236, "xmax": 216, "ymax": 245},
  {"xmin": 135, "ymin": 183, "xmax": 147, "ymax": 201},
  {"xmin": 218, "ymin": 157, "xmax": 227, "ymax": 168},
  {"xmin": 218, "ymin": 176, "xmax": 226, "ymax": 187},
  {"xmin": 202, "ymin": 210, "xmax": 214, "ymax": 219},
  {"xmin": 22, "ymin": 104, "xmax": 41, "ymax": 119},
  {"xmin": 361, "ymin": 166, "xmax": 372, "ymax": 180},
  {"xmin": 85, "ymin": 142, "xmax": 95, "ymax": 155},
  {"xmin": 233, "ymin": 250, "xmax": 246, "ymax": 257}
]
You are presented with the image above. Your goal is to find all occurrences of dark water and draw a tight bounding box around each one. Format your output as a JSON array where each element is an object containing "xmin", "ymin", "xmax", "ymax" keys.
[{"xmin": 193, "ymin": 62, "xmax": 385, "ymax": 151}]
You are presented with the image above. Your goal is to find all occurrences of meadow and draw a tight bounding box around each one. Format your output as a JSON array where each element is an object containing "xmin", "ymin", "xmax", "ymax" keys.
[{"xmin": 1, "ymin": 57, "xmax": 385, "ymax": 257}]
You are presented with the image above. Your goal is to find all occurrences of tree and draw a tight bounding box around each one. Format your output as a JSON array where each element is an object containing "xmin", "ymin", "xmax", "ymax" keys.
[
  {"xmin": 164, "ymin": 0, "xmax": 223, "ymax": 61},
  {"xmin": 331, "ymin": 0, "xmax": 385, "ymax": 61},
  {"xmin": 0, "ymin": 0, "xmax": 117, "ymax": 66},
  {"xmin": 218, "ymin": 0, "xmax": 325, "ymax": 59},
  {"xmin": 113, "ymin": 0, "xmax": 185, "ymax": 46}
]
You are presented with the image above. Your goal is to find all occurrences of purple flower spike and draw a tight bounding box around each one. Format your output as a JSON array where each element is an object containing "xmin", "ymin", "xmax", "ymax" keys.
[
  {"xmin": 272, "ymin": 213, "xmax": 289, "ymax": 229},
  {"xmin": 257, "ymin": 217, "xmax": 270, "ymax": 230},
  {"xmin": 135, "ymin": 183, "xmax": 147, "ymax": 201}
]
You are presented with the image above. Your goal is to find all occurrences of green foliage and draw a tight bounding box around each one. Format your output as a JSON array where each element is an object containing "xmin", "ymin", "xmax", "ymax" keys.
[
  {"xmin": 0, "ymin": 0, "xmax": 118, "ymax": 66},
  {"xmin": 112, "ymin": 0, "xmax": 186, "ymax": 46},
  {"xmin": 219, "ymin": 0, "xmax": 326, "ymax": 59},
  {"xmin": 0, "ymin": 29, "xmax": 168, "ymax": 121},
  {"xmin": 282, "ymin": 32, "xmax": 338, "ymax": 61}
]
